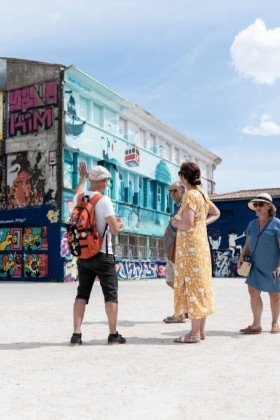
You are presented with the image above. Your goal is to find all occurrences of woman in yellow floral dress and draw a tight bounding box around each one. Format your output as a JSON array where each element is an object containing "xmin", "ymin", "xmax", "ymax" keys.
[{"xmin": 171, "ymin": 162, "xmax": 220, "ymax": 343}]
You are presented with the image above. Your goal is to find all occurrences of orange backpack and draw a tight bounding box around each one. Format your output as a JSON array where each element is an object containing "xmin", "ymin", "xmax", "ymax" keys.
[{"xmin": 67, "ymin": 193, "xmax": 107, "ymax": 259}]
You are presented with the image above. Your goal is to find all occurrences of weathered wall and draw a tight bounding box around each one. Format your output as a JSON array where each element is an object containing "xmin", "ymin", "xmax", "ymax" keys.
[{"xmin": 0, "ymin": 59, "xmax": 64, "ymax": 281}]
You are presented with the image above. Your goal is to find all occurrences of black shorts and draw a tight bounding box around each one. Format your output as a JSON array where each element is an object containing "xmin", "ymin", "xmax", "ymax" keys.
[{"xmin": 76, "ymin": 253, "xmax": 118, "ymax": 303}]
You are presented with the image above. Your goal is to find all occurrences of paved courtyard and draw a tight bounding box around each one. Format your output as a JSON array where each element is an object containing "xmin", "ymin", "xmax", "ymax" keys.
[{"xmin": 1, "ymin": 277, "xmax": 279, "ymax": 420}]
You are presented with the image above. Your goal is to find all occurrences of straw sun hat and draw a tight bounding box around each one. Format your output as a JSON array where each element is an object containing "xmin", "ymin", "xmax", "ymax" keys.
[{"xmin": 248, "ymin": 193, "xmax": 276, "ymax": 213}]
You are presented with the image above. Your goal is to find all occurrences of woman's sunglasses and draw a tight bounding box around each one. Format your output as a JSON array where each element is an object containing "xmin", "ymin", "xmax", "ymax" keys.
[
  {"xmin": 253, "ymin": 202, "xmax": 265, "ymax": 208},
  {"xmin": 169, "ymin": 189, "xmax": 179, "ymax": 193}
]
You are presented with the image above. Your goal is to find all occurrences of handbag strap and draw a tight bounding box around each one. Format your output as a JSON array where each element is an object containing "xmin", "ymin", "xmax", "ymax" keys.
[{"xmin": 251, "ymin": 218, "xmax": 273, "ymax": 258}]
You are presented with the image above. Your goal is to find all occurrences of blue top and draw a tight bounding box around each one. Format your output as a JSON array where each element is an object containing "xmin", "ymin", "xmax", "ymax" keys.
[{"xmin": 245, "ymin": 217, "xmax": 280, "ymax": 292}]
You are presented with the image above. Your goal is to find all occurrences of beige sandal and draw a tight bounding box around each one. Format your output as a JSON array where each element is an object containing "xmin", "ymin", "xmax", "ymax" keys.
[
  {"xmin": 271, "ymin": 322, "xmax": 280, "ymax": 334},
  {"xmin": 174, "ymin": 334, "xmax": 201, "ymax": 344}
]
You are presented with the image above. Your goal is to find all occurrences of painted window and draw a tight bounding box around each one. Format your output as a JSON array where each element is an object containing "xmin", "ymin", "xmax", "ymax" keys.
[
  {"xmin": 157, "ymin": 186, "xmax": 162, "ymax": 204},
  {"xmin": 93, "ymin": 104, "xmax": 101, "ymax": 126},
  {"xmin": 104, "ymin": 109, "xmax": 117, "ymax": 133},
  {"xmin": 165, "ymin": 143, "xmax": 171, "ymax": 160},
  {"xmin": 63, "ymin": 150, "xmax": 73, "ymax": 189},
  {"xmin": 150, "ymin": 134, "xmax": 156, "ymax": 153},
  {"xmin": 119, "ymin": 118, "xmax": 126, "ymax": 137},
  {"xmin": 138, "ymin": 129, "xmax": 145, "ymax": 148},
  {"xmin": 174, "ymin": 147, "xmax": 180, "ymax": 164},
  {"xmin": 79, "ymin": 96, "xmax": 88, "ymax": 120}
]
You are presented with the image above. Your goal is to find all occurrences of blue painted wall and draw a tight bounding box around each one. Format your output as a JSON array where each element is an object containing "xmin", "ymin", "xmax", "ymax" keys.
[{"xmin": 207, "ymin": 197, "xmax": 280, "ymax": 277}]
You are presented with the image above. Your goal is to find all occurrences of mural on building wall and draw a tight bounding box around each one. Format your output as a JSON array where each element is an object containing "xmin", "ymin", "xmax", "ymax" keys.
[
  {"xmin": 0, "ymin": 225, "xmax": 48, "ymax": 279},
  {"xmin": 5, "ymin": 151, "xmax": 57, "ymax": 209},
  {"xmin": 124, "ymin": 146, "xmax": 140, "ymax": 167},
  {"xmin": 61, "ymin": 230, "xmax": 78, "ymax": 281},
  {"xmin": 208, "ymin": 227, "xmax": 245, "ymax": 277},
  {"xmin": 64, "ymin": 80, "xmax": 179, "ymax": 184},
  {"xmin": 65, "ymin": 90, "xmax": 86, "ymax": 138},
  {"xmin": 8, "ymin": 81, "xmax": 58, "ymax": 137},
  {"xmin": 61, "ymin": 229, "xmax": 166, "ymax": 282},
  {"xmin": 115, "ymin": 259, "xmax": 166, "ymax": 280},
  {"xmin": 0, "ymin": 92, "xmax": 3, "ymax": 207},
  {"xmin": 211, "ymin": 249, "xmax": 240, "ymax": 278},
  {"xmin": 0, "ymin": 91, "xmax": 3, "ymax": 141}
]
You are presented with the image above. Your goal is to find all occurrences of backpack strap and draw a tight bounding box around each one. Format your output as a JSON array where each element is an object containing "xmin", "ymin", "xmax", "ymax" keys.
[
  {"xmin": 89, "ymin": 192, "xmax": 103, "ymax": 206},
  {"xmin": 90, "ymin": 192, "xmax": 109, "ymax": 255}
]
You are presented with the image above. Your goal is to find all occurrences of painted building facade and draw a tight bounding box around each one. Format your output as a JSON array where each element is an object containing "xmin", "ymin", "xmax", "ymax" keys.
[
  {"xmin": 209, "ymin": 188, "xmax": 280, "ymax": 278},
  {"xmin": 0, "ymin": 58, "xmax": 221, "ymax": 281}
]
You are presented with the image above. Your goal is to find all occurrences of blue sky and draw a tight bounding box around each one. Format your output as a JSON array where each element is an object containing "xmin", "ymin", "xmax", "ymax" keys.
[{"xmin": 1, "ymin": 0, "xmax": 280, "ymax": 193}]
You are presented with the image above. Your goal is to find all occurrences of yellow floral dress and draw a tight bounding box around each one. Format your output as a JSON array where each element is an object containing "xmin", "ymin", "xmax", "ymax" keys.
[{"xmin": 174, "ymin": 189, "xmax": 215, "ymax": 320}]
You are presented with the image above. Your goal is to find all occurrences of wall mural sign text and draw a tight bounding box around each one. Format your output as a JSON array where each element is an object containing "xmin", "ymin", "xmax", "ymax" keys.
[{"xmin": 8, "ymin": 81, "xmax": 58, "ymax": 137}]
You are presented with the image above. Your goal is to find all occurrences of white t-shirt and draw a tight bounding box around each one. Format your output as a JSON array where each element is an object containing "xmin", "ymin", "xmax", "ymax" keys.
[{"xmin": 73, "ymin": 191, "xmax": 115, "ymax": 254}]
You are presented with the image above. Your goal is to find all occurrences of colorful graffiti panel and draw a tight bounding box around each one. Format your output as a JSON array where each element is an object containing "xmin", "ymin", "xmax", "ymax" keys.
[
  {"xmin": 211, "ymin": 249, "xmax": 241, "ymax": 278},
  {"xmin": 0, "ymin": 227, "xmax": 22, "ymax": 251},
  {"xmin": 23, "ymin": 226, "xmax": 48, "ymax": 251},
  {"xmin": 24, "ymin": 253, "xmax": 48, "ymax": 278},
  {"xmin": 115, "ymin": 259, "xmax": 166, "ymax": 280},
  {"xmin": 0, "ymin": 225, "xmax": 49, "ymax": 280},
  {"xmin": 0, "ymin": 253, "xmax": 22, "ymax": 278}
]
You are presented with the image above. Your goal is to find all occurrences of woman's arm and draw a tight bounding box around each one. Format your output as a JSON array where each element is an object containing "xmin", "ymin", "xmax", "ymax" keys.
[
  {"xmin": 171, "ymin": 206, "xmax": 194, "ymax": 231},
  {"xmin": 206, "ymin": 202, "xmax": 220, "ymax": 226}
]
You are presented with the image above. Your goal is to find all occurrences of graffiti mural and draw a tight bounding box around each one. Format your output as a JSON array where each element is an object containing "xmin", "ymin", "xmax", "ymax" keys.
[
  {"xmin": 8, "ymin": 81, "xmax": 58, "ymax": 137},
  {"xmin": 65, "ymin": 90, "xmax": 86, "ymax": 138},
  {"xmin": 24, "ymin": 254, "xmax": 48, "ymax": 278},
  {"xmin": 6, "ymin": 151, "xmax": 58, "ymax": 209},
  {"xmin": 64, "ymin": 258, "xmax": 78, "ymax": 282},
  {"xmin": 211, "ymin": 249, "xmax": 241, "ymax": 278},
  {"xmin": 0, "ymin": 253, "xmax": 22, "ymax": 278},
  {"xmin": 208, "ymin": 227, "xmax": 246, "ymax": 277},
  {"xmin": 0, "ymin": 91, "xmax": 3, "ymax": 141},
  {"xmin": 0, "ymin": 225, "xmax": 48, "ymax": 279},
  {"xmin": 115, "ymin": 259, "xmax": 166, "ymax": 280}
]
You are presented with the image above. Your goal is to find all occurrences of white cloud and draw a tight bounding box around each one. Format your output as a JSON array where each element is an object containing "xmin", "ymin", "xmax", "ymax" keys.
[
  {"xmin": 231, "ymin": 19, "xmax": 280, "ymax": 85},
  {"xmin": 242, "ymin": 114, "xmax": 280, "ymax": 136}
]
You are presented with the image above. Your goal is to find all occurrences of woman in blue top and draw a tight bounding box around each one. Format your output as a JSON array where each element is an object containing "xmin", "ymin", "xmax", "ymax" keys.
[{"xmin": 238, "ymin": 193, "xmax": 280, "ymax": 334}]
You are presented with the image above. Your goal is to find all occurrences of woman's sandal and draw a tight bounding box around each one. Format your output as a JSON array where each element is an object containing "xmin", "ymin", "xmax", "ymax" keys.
[
  {"xmin": 163, "ymin": 315, "xmax": 185, "ymax": 324},
  {"xmin": 174, "ymin": 334, "xmax": 201, "ymax": 344},
  {"xmin": 271, "ymin": 322, "xmax": 280, "ymax": 334}
]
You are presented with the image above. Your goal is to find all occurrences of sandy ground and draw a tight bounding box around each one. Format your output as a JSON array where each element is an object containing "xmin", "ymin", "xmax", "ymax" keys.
[{"xmin": 1, "ymin": 277, "xmax": 280, "ymax": 420}]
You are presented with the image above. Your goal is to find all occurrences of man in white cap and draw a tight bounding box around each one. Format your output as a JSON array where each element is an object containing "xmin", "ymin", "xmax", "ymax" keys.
[{"xmin": 70, "ymin": 162, "xmax": 126, "ymax": 345}]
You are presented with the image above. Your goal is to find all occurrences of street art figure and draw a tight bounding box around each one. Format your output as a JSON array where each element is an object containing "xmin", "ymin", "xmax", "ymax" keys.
[
  {"xmin": 0, "ymin": 255, "xmax": 15, "ymax": 277},
  {"xmin": 23, "ymin": 228, "xmax": 41, "ymax": 251},
  {"xmin": 0, "ymin": 232, "xmax": 18, "ymax": 251},
  {"xmin": 24, "ymin": 255, "xmax": 43, "ymax": 278},
  {"xmin": 64, "ymin": 90, "xmax": 86, "ymax": 139},
  {"xmin": 228, "ymin": 230, "xmax": 245, "ymax": 256},
  {"xmin": 7, "ymin": 152, "xmax": 45, "ymax": 208},
  {"xmin": 208, "ymin": 229, "xmax": 222, "ymax": 250}
]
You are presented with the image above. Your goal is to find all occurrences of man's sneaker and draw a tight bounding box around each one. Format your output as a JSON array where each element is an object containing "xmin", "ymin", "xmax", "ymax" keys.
[
  {"xmin": 70, "ymin": 333, "xmax": 82, "ymax": 345},
  {"xmin": 108, "ymin": 332, "xmax": 126, "ymax": 344}
]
